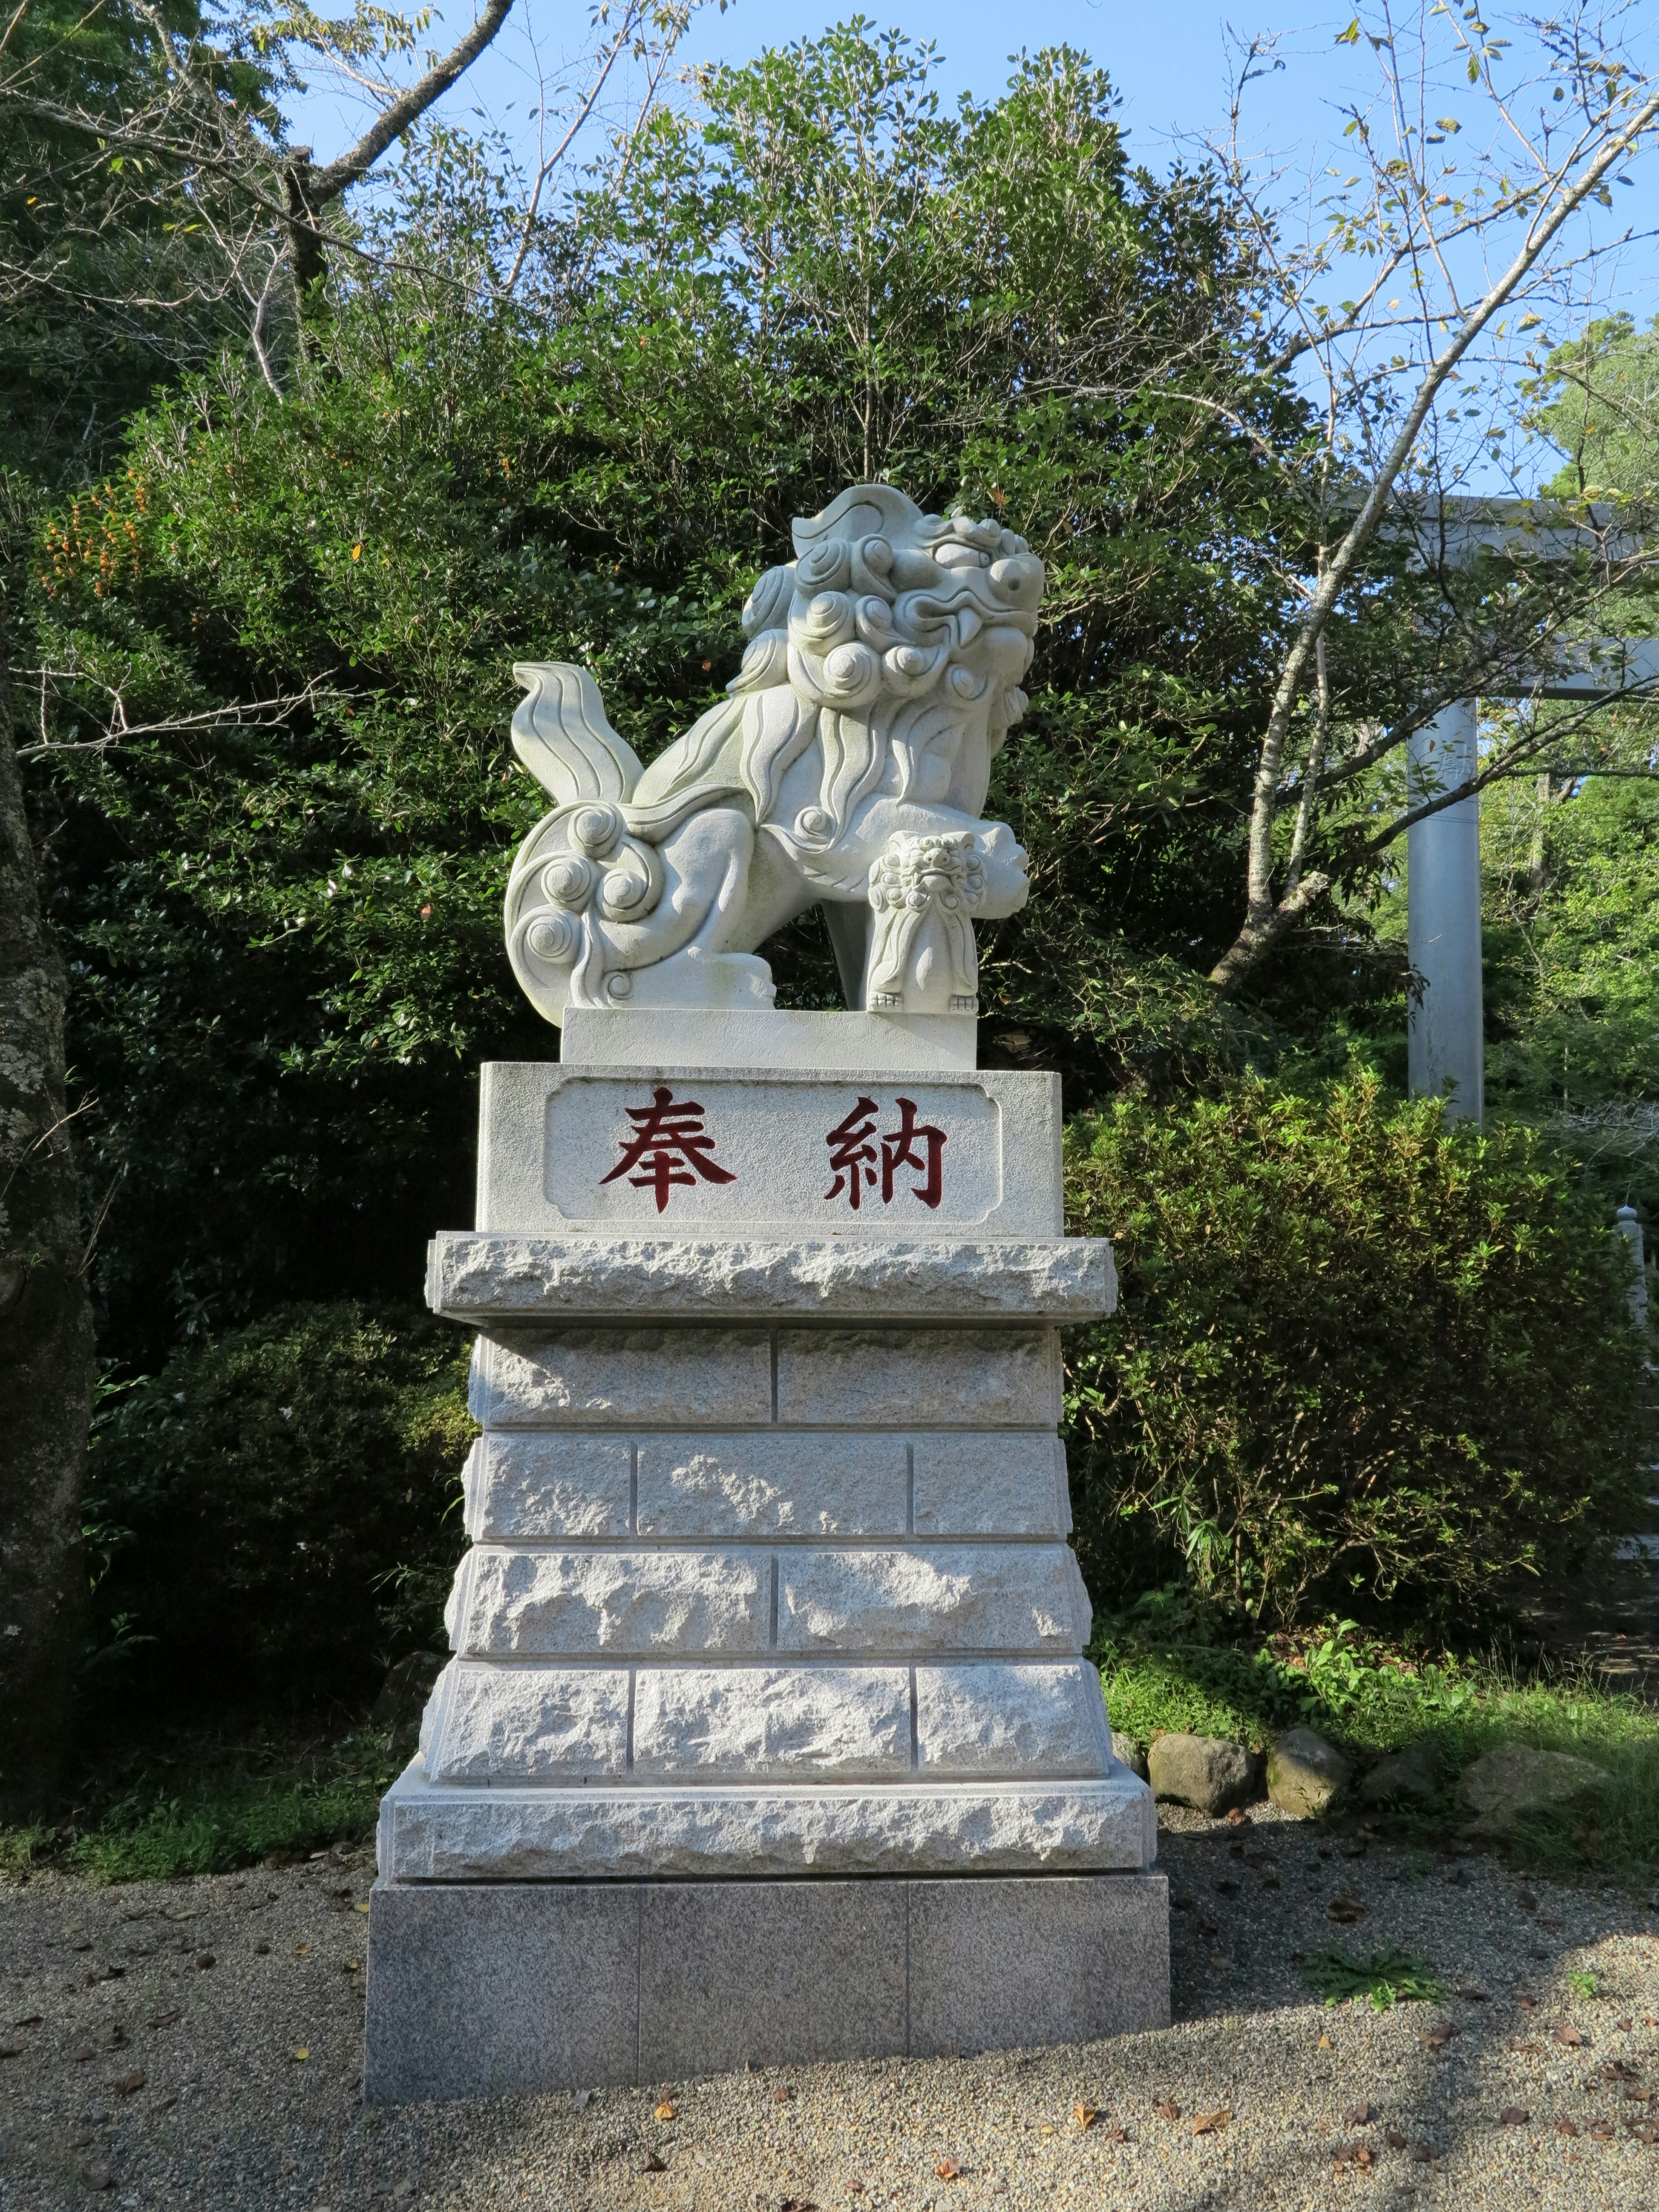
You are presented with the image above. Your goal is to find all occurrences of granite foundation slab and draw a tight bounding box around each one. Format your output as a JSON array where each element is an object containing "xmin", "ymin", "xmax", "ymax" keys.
[
  {"xmin": 377, "ymin": 1759, "xmax": 1156, "ymax": 1881},
  {"xmin": 362, "ymin": 1869, "xmax": 1171, "ymax": 2103}
]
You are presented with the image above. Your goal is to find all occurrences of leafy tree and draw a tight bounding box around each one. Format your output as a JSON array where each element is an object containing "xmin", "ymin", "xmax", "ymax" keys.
[{"xmin": 25, "ymin": 33, "xmax": 1321, "ymax": 1367}]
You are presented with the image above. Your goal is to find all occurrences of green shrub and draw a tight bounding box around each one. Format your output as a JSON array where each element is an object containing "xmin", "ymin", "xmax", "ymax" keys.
[
  {"xmin": 85, "ymin": 1301, "xmax": 472, "ymax": 1705},
  {"xmin": 1065, "ymin": 1073, "xmax": 1646, "ymax": 1631}
]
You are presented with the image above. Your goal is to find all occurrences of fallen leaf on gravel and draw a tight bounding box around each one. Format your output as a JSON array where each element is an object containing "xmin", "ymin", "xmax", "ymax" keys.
[
  {"xmin": 1191, "ymin": 2110, "xmax": 1230, "ymax": 2136},
  {"xmin": 1328, "ymin": 1896, "xmax": 1366, "ymax": 1925},
  {"xmin": 72, "ymin": 2044, "xmax": 95, "ymax": 2063},
  {"xmin": 81, "ymin": 2164, "xmax": 115, "ymax": 2192},
  {"xmin": 291, "ymin": 2047, "xmax": 309, "ymax": 2063},
  {"xmin": 771, "ymin": 2087, "xmax": 791, "ymax": 2104},
  {"xmin": 1456, "ymin": 1986, "xmax": 1490, "ymax": 2002},
  {"xmin": 1507, "ymin": 2037, "xmax": 1541, "ymax": 2054},
  {"xmin": 1554, "ymin": 2024, "xmax": 1587, "ymax": 2047},
  {"xmin": 1317, "ymin": 2033, "xmax": 1333, "ymax": 2051},
  {"xmin": 149, "ymin": 2010, "xmax": 179, "ymax": 2030},
  {"xmin": 355, "ymin": 1903, "xmax": 370, "ymax": 1915},
  {"xmin": 1151, "ymin": 2097, "xmax": 1180, "ymax": 2123},
  {"xmin": 1555, "ymin": 2118, "xmax": 1580, "ymax": 2137},
  {"xmin": 934, "ymin": 2158, "xmax": 960, "ymax": 2180},
  {"xmin": 1619, "ymin": 2018, "xmax": 1634, "ymax": 2032},
  {"xmin": 1073, "ymin": 2103, "xmax": 1098, "ymax": 2129},
  {"xmin": 1344, "ymin": 2102, "xmax": 1375, "ymax": 2126},
  {"xmin": 1332, "ymin": 2143, "xmax": 1373, "ymax": 2167},
  {"xmin": 1592, "ymin": 2126, "xmax": 1615, "ymax": 2140},
  {"xmin": 640, "ymin": 2151, "xmax": 667, "ymax": 2174},
  {"xmin": 1226, "ymin": 1807, "xmax": 1251, "ymax": 1828},
  {"xmin": 1386, "ymin": 2130, "xmax": 1408, "ymax": 2149},
  {"xmin": 1516, "ymin": 1994, "xmax": 1537, "ymax": 2010},
  {"xmin": 1499, "ymin": 2106, "xmax": 1530, "ymax": 2125},
  {"xmin": 342, "ymin": 1960, "xmax": 361, "ymax": 1974},
  {"xmin": 1103, "ymin": 2126, "xmax": 1128, "ymax": 2143},
  {"xmin": 1602, "ymin": 2061, "xmax": 1640, "ymax": 2082},
  {"xmin": 1419, "ymin": 2027, "xmax": 1456, "ymax": 2050},
  {"xmin": 115, "ymin": 2069, "xmax": 145, "ymax": 2095},
  {"xmin": 291, "ymin": 1944, "xmax": 308, "ymax": 1958},
  {"xmin": 655, "ymin": 2101, "xmax": 677, "ymax": 2120}
]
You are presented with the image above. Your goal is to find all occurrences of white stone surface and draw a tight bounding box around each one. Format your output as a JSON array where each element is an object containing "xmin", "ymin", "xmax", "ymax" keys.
[
  {"xmin": 473, "ymin": 1062, "xmax": 1064, "ymax": 1239},
  {"xmin": 775, "ymin": 1327, "xmax": 1061, "ymax": 1428},
  {"xmin": 379, "ymin": 1761, "xmax": 1158, "ymax": 1881},
  {"xmin": 915, "ymin": 1663, "xmax": 1109, "ymax": 1777},
  {"xmin": 422, "ymin": 1661, "xmax": 630, "ymax": 1782},
  {"xmin": 462, "ymin": 1433, "xmax": 632, "ymax": 1541},
  {"xmin": 451, "ymin": 1547, "xmax": 769, "ymax": 1657},
  {"xmin": 912, "ymin": 1433, "xmax": 1071, "ymax": 1536},
  {"xmin": 501, "ymin": 487, "xmax": 1043, "ymax": 1029},
  {"xmin": 561, "ymin": 1007, "xmax": 978, "ymax": 1070},
  {"xmin": 636, "ymin": 1435, "xmax": 908, "ymax": 1537},
  {"xmin": 632, "ymin": 1667, "xmax": 910, "ymax": 1779},
  {"xmin": 471, "ymin": 1328, "xmax": 772, "ymax": 1427},
  {"xmin": 776, "ymin": 1544, "xmax": 1091, "ymax": 1655},
  {"xmin": 429, "ymin": 1229, "xmax": 1113, "ymax": 1322}
]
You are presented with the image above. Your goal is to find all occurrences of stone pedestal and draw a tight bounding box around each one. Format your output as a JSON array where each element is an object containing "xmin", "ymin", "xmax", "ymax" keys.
[{"xmin": 364, "ymin": 1014, "xmax": 1167, "ymax": 2102}]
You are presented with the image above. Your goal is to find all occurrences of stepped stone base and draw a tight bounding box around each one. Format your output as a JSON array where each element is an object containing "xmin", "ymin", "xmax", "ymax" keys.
[{"xmin": 362, "ymin": 1869, "xmax": 1170, "ymax": 2104}]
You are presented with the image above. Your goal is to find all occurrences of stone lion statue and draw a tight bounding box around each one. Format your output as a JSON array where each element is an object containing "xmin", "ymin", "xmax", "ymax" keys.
[{"xmin": 503, "ymin": 482, "xmax": 1042, "ymax": 1022}]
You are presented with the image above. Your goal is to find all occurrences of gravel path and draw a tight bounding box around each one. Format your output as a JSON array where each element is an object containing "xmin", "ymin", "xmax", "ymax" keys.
[{"xmin": 4, "ymin": 1810, "xmax": 1659, "ymax": 2211}]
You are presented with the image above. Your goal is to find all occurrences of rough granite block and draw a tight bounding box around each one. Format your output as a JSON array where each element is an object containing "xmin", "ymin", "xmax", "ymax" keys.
[
  {"xmin": 636, "ymin": 1433, "xmax": 908, "ymax": 1537},
  {"xmin": 429, "ymin": 1232, "xmax": 1114, "ymax": 1323},
  {"xmin": 775, "ymin": 1327, "xmax": 1061, "ymax": 1427},
  {"xmin": 632, "ymin": 1665, "xmax": 911, "ymax": 1779},
  {"xmin": 450, "ymin": 1546, "xmax": 769, "ymax": 1657},
  {"xmin": 776, "ymin": 1544, "xmax": 1091, "ymax": 1656},
  {"xmin": 907, "ymin": 1874, "xmax": 1171, "ymax": 2054},
  {"xmin": 462, "ymin": 1432, "xmax": 632, "ymax": 1541},
  {"xmin": 471, "ymin": 1327, "xmax": 772, "ymax": 1427},
  {"xmin": 912, "ymin": 1432, "xmax": 1071, "ymax": 1536},
  {"xmin": 378, "ymin": 1761, "xmax": 1157, "ymax": 1881},
  {"xmin": 422, "ymin": 1660, "xmax": 631, "ymax": 1782},
  {"xmin": 636, "ymin": 1879, "xmax": 909, "ymax": 2080},
  {"xmin": 915, "ymin": 1662, "xmax": 1109, "ymax": 1777},
  {"xmin": 362, "ymin": 1880, "xmax": 639, "ymax": 2103}
]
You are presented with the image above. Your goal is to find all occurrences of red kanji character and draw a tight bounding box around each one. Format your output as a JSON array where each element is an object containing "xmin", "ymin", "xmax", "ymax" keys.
[
  {"xmin": 824, "ymin": 1095, "xmax": 880, "ymax": 1208},
  {"xmin": 881, "ymin": 1096, "xmax": 947, "ymax": 1209},
  {"xmin": 600, "ymin": 1085, "xmax": 737, "ymax": 1213}
]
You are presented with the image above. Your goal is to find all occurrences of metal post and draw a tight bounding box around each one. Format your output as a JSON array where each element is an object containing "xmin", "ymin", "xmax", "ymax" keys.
[{"xmin": 1407, "ymin": 699, "xmax": 1484, "ymax": 1122}]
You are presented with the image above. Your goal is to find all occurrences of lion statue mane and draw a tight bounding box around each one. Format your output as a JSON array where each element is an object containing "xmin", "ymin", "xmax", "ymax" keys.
[{"xmin": 503, "ymin": 481, "xmax": 1043, "ymax": 1023}]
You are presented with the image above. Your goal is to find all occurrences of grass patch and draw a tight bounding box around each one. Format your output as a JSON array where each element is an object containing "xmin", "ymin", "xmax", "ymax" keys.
[
  {"xmin": 1302, "ymin": 1947, "xmax": 1446, "ymax": 2010},
  {"xmin": 0, "ymin": 1724, "xmax": 396, "ymax": 1887},
  {"xmin": 1096, "ymin": 1604, "xmax": 1659, "ymax": 1888}
]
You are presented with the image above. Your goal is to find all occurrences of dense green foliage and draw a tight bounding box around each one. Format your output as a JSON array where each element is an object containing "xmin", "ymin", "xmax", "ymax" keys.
[
  {"xmin": 83, "ymin": 1301, "xmax": 470, "ymax": 1702},
  {"xmin": 1066, "ymin": 1074, "xmax": 1646, "ymax": 1629}
]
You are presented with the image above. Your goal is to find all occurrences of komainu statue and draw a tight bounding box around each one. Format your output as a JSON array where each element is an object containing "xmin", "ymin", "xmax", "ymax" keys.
[{"xmin": 503, "ymin": 483, "xmax": 1042, "ymax": 1023}]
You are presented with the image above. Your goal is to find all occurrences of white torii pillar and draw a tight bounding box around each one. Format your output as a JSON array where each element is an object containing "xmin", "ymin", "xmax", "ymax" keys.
[
  {"xmin": 1407, "ymin": 699, "xmax": 1484, "ymax": 1120},
  {"xmin": 1405, "ymin": 637, "xmax": 1659, "ymax": 1125}
]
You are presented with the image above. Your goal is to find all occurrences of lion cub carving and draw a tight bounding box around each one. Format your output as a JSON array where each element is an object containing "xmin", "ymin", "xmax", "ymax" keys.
[{"xmin": 504, "ymin": 482, "xmax": 1040, "ymax": 1023}]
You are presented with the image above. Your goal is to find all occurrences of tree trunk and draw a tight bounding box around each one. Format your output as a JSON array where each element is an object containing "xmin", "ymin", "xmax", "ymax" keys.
[{"xmin": 0, "ymin": 603, "xmax": 96, "ymax": 1823}]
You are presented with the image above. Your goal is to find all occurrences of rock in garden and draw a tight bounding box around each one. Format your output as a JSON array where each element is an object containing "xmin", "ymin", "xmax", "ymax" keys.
[
  {"xmin": 1360, "ymin": 1742, "xmax": 1442, "ymax": 1806},
  {"xmin": 1111, "ymin": 1731, "xmax": 1149, "ymax": 1780},
  {"xmin": 1267, "ymin": 1726, "xmax": 1351, "ymax": 1818},
  {"xmin": 1147, "ymin": 1733, "xmax": 1263, "ymax": 1815},
  {"xmin": 1459, "ymin": 1744, "xmax": 1609, "ymax": 1834}
]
